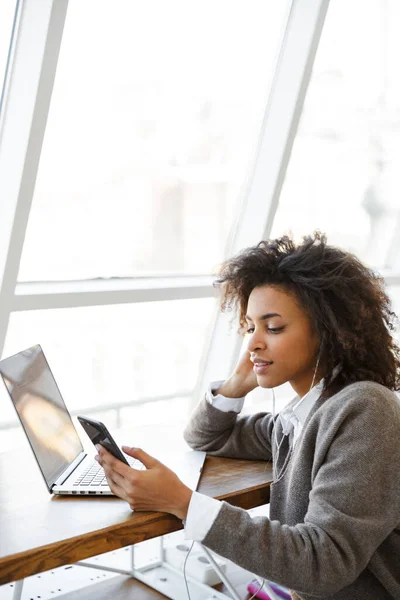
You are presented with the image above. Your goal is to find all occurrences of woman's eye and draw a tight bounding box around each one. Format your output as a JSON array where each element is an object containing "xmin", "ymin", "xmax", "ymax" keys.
[{"xmin": 246, "ymin": 326, "xmax": 284, "ymax": 334}]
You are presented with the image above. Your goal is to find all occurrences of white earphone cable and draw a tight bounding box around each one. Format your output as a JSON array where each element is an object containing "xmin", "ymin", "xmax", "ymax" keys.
[
  {"xmin": 248, "ymin": 577, "xmax": 266, "ymax": 599},
  {"xmin": 272, "ymin": 346, "xmax": 322, "ymax": 482},
  {"xmin": 183, "ymin": 540, "xmax": 195, "ymax": 600}
]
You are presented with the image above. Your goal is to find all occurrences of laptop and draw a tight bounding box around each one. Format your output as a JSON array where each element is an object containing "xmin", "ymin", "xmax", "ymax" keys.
[{"xmin": 0, "ymin": 344, "xmax": 206, "ymax": 496}]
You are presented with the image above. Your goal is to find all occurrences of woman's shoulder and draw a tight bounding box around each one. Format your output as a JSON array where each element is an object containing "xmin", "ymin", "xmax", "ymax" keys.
[
  {"xmin": 337, "ymin": 379, "xmax": 398, "ymax": 402},
  {"xmin": 320, "ymin": 380, "xmax": 400, "ymax": 423}
]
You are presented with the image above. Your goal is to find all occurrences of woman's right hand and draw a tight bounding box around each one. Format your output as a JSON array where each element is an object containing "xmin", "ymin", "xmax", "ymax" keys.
[{"xmin": 215, "ymin": 348, "xmax": 259, "ymax": 399}]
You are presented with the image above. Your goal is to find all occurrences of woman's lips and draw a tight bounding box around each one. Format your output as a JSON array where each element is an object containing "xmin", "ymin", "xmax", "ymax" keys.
[{"xmin": 253, "ymin": 362, "xmax": 273, "ymax": 374}]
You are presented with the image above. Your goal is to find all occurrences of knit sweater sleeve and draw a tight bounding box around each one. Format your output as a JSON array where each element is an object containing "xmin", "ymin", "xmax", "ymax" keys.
[
  {"xmin": 183, "ymin": 395, "xmax": 275, "ymax": 460},
  {"xmin": 200, "ymin": 385, "xmax": 400, "ymax": 596}
]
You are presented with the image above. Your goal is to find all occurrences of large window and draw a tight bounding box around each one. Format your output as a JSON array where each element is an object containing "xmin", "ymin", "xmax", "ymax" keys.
[
  {"xmin": 272, "ymin": 0, "xmax": 400, "ymax": 272},
  {"xmin": 0, "ymin": 298, "xmax": 215, "ymax": 451},
  {"xmin": 18, "ymin": 0, "xmax": 288, "ymax": 281},
  {"xmin": 0, "ymin": 0, "xmax": 289, "ymax": 451},
  {"xmin": 5, "ymin": 298, "xmax": 215, "ymax": 405}
]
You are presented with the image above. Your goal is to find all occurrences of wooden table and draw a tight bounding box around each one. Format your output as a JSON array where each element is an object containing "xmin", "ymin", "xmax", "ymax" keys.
[{"xmin": 0, "ymin": 448, "xmax": 272, "ymax": 586}]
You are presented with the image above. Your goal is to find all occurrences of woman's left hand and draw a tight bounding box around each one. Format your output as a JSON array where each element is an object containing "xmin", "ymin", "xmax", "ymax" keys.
[{"xmin": 95, "ymin": 445, "xmax": 193, "ymax": 520}]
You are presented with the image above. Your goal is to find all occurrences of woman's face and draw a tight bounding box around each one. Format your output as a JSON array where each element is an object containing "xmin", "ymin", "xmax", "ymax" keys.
[{"xmin": 245, "ymin": 284, "xmax": 321, "ymax": 398}]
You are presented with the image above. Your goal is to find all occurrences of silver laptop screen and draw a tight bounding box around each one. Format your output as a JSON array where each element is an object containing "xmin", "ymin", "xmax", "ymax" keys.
[{"xmin": 0, "ymin": 345, "xmax": 83, "ymax": 489}]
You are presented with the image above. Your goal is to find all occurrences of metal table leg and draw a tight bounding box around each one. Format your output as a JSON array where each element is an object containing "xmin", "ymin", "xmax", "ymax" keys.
[
  {"xmin": 198, "ymin": 544, "xmax": 241, "ymax": 600},
  {"xmin": 12, "ymin": 579, "xmax": 24, "ymax": 600}
]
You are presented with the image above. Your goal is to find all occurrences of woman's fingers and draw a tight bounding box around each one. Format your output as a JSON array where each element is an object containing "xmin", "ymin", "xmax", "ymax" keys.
[
  {"xmin": 105, "ymin": 474, "xmax": 127, "ymax": 500},
  {"xmin": 95, "ymin": 444, "xmax": 191, "ymax": 516},
  {"xmin": 95, "ymin": 445, "xmax": 133, "ymax": 476},
  {"xmin": 95, "ymin": 446, "xmax": 140, "ymax": 506},
  {"xmin": 101, "ymin": 463, "xmax": 137, "ymax": 506},
  {"xmin": 104, "ymin": 466, "xmax": 130, "ymax": 489},
  {"xmin": 121, "ymin": 446, "xmax": 159, "ymax": 469}
]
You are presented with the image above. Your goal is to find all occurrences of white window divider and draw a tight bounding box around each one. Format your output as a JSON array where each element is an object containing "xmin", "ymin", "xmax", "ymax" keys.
[
  {"xmin": 0, "ymin": 0, "xmax": 69, "ymax": 356},
  {"xmin": 193, "ymin": 0, "xmax": 331, "ymax": 404}
]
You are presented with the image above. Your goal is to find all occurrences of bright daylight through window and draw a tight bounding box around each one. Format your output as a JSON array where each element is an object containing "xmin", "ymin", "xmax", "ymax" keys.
[
  {"xmin": 252, "ymin": 0, "xmax": 400, "ymax": 411},
  {"xmin": 272, "ymin": 0, "xmax": 400, "ymax": 349},
  {"xmin": 18, "ymin": 0, "xmax": 288, "ymax": 281},
  {"xmin": 273, "ymin": 0, "xmax": 400, "ymax": 274},
  {"xmin": 0, "ymin": 0, "xmax": 289, "ymax": 451}
]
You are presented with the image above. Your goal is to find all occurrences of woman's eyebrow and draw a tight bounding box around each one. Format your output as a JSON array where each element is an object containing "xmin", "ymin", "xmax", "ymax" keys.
[{"xmin": 245, "ymin": 312, "xmax": 282, "ymax": 322}]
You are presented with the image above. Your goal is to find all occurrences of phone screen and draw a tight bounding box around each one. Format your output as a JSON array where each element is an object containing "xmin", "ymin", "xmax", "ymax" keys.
[{"xmin": 77, "ymin": 416, "xmax": 129, "ymax": 465}]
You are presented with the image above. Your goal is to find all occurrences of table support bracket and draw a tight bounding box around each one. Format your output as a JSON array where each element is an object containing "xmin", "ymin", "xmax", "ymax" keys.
[
  {"xmin": 12, "ymin": 579, "xmax": 24, "ymax": 600},
  {"xmin": 76, "ymin": 537, "xmax": 240, "ymax": 599}
]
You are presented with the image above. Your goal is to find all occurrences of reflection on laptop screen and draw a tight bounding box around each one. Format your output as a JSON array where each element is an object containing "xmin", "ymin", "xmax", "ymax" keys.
[{"xmin": 0, "ymin": 345, "xmax": 83, "ymax": 488}]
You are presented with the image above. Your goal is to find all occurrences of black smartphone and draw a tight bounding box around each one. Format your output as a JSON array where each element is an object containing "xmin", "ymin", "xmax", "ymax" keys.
[{"xmin": 77, "ymin": 415, "xmax": 130, "ymax": 465}]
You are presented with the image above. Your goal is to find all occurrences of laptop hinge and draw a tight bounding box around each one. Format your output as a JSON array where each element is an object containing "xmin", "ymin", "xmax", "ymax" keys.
[{"xmin": 53, "ymin": 452, "xmax": 87, "ymax": 487}]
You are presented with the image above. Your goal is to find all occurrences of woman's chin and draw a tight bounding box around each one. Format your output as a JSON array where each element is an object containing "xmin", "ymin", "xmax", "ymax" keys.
[
  {"xmin": 256, "ymin": 372, "xmax": 285, "ymax": 389},
  {"xmin": 256, "ymin": 375, "xmax": 275, "ymax": 388}
]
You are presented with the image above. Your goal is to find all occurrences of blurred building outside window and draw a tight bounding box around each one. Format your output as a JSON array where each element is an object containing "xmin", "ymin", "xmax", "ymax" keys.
[{"xmin": 254, "ymin": 0, "xmax": 400, "ymax": 411}]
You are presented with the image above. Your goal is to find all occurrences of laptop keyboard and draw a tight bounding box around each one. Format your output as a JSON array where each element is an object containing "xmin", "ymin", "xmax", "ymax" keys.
[{"xmin": 74, "ymin": 456, "xmax": 144, "ymax": 487}]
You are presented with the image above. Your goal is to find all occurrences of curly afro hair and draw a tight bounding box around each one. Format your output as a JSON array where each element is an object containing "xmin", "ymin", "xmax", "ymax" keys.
[{"xmin": 214, "ymin": 231, "xmax": 400, "ymax": 396}]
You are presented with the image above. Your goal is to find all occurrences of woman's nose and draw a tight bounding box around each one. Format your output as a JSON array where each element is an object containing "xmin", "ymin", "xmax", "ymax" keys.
[{"xmin": 246, "ymin": 331, "xmax": 266, "ymax": 352}]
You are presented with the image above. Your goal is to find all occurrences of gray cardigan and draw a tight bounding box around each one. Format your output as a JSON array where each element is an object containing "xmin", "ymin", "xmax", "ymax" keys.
[{"xmin": 183, "ymin": 381, "xmax": 400, "ymax": 600}]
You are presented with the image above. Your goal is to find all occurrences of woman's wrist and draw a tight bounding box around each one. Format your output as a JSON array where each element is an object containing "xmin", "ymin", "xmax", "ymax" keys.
[
  {"xmin": 172, "ymin": 485, "xmax": 193, "ymax": 521},
  {"xmin": 215, "ymin": 377, "xmax": 254, "ymax": 399}
]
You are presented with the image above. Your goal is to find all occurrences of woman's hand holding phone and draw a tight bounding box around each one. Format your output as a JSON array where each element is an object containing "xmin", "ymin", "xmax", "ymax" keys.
[
  {"xmin": 215, "ymin": 348, "xmax": 259, "ymax": 399},
  {"xmin": 95, "ymin": 445, "xmax": 193, "ymax": 520}
]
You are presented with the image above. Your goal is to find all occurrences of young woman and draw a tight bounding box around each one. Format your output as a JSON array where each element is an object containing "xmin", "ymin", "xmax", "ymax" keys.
[{"xmin": 96, "ymin": 232, "xmax": 400, "ymax": 600}]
